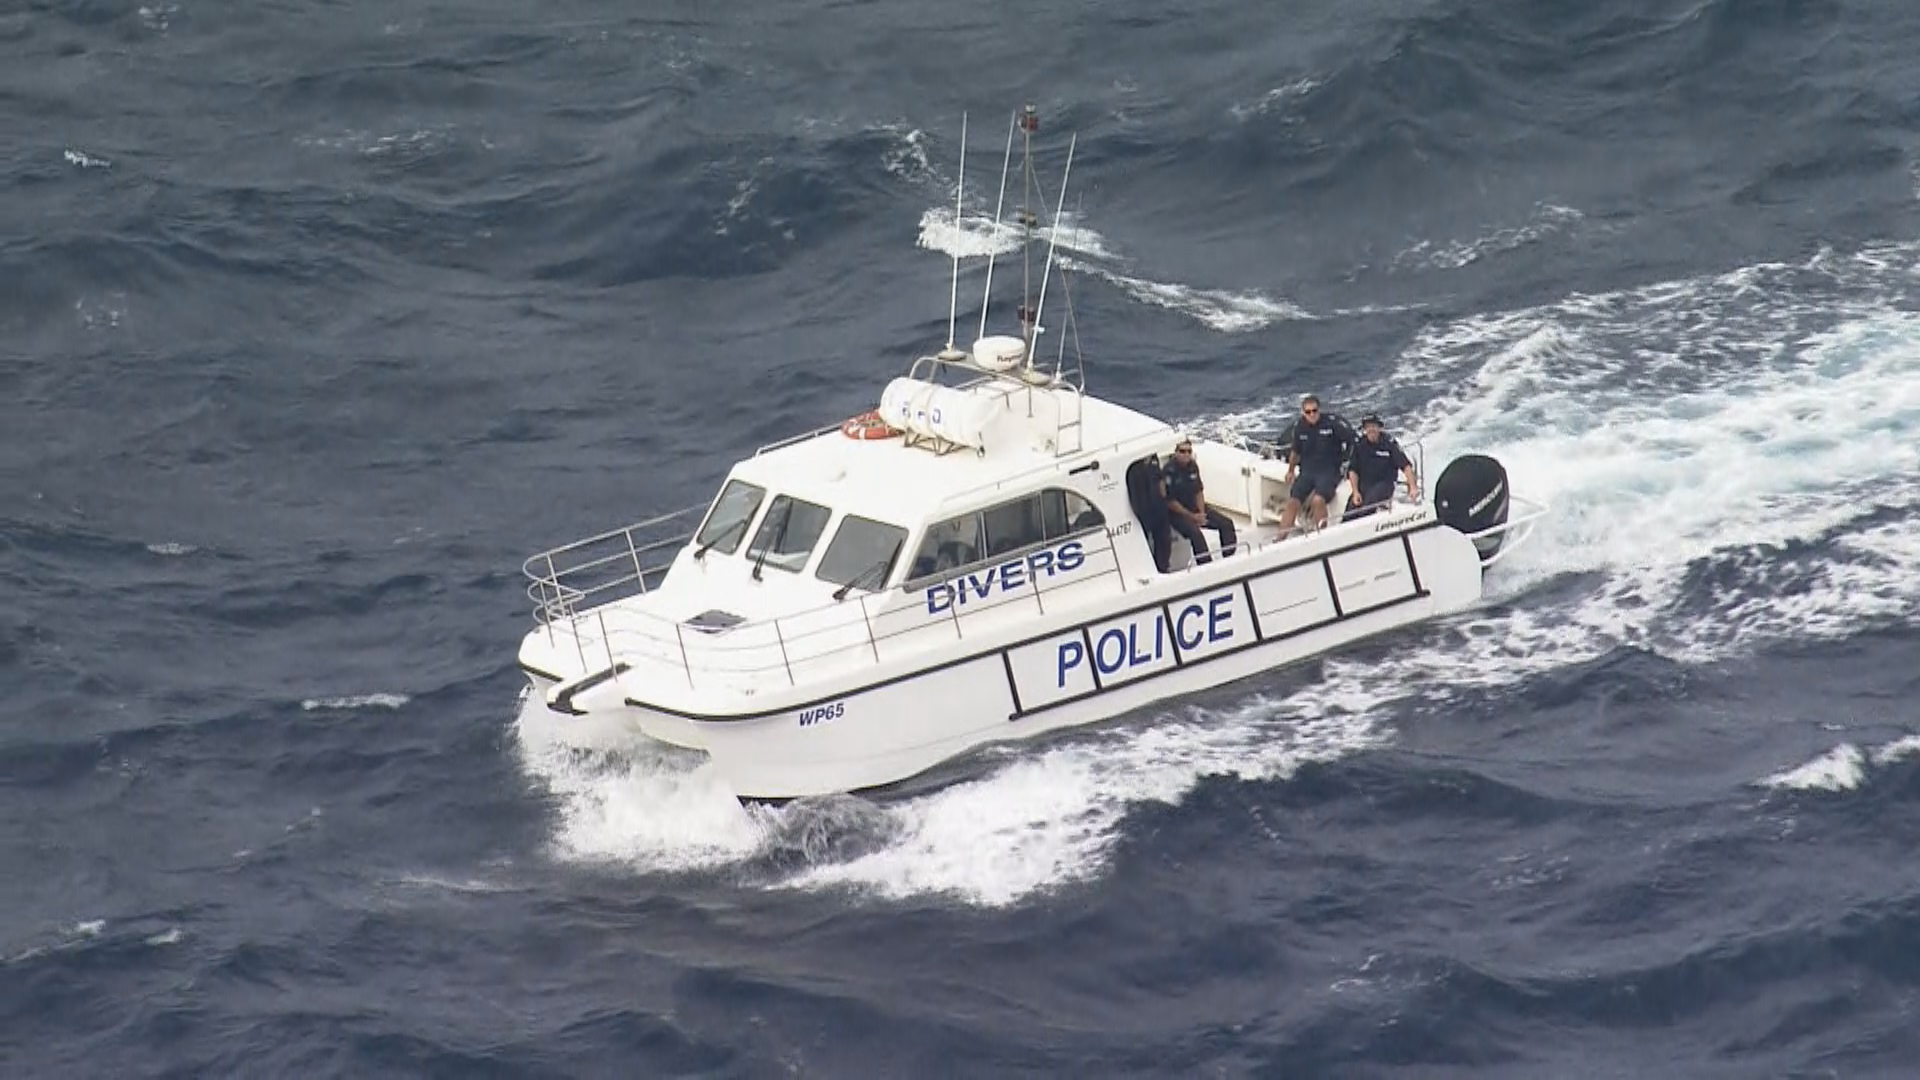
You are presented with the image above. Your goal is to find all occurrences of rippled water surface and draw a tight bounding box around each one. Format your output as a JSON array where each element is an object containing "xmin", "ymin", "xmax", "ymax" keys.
[{"xmin": 5, "ymin": 0, "xmax": 1920, "ymax": 1074}]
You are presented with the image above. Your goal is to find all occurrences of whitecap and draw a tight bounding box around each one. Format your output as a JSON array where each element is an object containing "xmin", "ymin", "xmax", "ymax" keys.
[
  {"xmin": 1394, "ymin": 203, "xmax": 1586, "ymax": 272},
  {"xmin": 1870, "ymin": 735, "xmax": 1920, "ymax": 766},
  {"xmin": 1759, "ymin": 744, "xmax": 1866, "ymax": 792},
  {"xmin": 301, "ymin": 693, "xmax": 411, "ymax": 711}
]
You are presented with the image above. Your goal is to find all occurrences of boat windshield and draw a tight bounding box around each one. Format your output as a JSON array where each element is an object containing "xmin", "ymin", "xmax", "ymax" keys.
[
  {"xmin": 746, "ymin": 495, "xmax": 833, "ymax": 574},
  {"xmin": 693, "ymin": 479, "xmax": 766, "ymax": 556},
  {"xmin": 815, "ymin": 514, "xmax": 907, "ymax": 590}
]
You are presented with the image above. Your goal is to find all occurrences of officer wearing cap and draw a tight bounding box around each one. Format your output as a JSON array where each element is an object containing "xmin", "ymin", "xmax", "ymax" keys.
[{"xmin": 1346, "ymin": 412, "xmax": 1418, "ymax": 518}]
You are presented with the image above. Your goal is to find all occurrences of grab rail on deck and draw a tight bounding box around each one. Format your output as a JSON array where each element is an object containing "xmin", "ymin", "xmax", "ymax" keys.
[
  {"xmin": 1215, "ymin": 430, "xmax": 1428, "ymax": 494},
  {"xmin": 521, "ymin": 504, "xmax": 705, "ymax": 631},
  {"xmin": 537, "ymin": 525, "xmax": 1130, "ymax": 692}
]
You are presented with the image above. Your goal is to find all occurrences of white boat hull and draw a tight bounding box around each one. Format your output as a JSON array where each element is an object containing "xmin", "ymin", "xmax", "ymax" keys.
[{"xmin": 531, "ymin": 514, "xmax": 1486, "ymax": 800}]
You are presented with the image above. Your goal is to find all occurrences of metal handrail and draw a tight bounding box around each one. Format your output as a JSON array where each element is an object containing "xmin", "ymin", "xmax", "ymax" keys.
[
  {"xmin": 751, "ymin": 355, "xmax": 1019, "ymax": 458},
  {"xmin": 597, "ymin": 558, "xmax": 1128, "ymax": 684},
  {"xmin": 520, "ymin": 503, "xmax": 704, "ymax": 574},
  {"xmin": 754, "ymin": 422, "xmax": 844, "ymax": 457},
  {"xmin": 537, "ymin": 527, "xmax": 1128, "ymax": 690},
  {"xmin": 533, "ymin": 485, "xmax": 1550, "ymax": 695},
  {"xmin": 1215, "ymin": 430, "xmax": 1427, "ymax": 491},
  {"xmin": 522, "ymin": 504, "xmax": 705, "ymax": 630},
  {"xmin": 1472, "ymin": 494, "xmax": 1551, "ymax": 568},
  {"xmin": 936, "ymin": 427, "xmax": 1171, "ymax": 510}
]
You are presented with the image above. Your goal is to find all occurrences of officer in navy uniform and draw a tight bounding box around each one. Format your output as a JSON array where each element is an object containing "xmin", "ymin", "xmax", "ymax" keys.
[
  {"xmin": 1277, "ymin": 394, "xmax": 1358, "ymax": 535},
  {"xmin": 1345, "ymin": 412, "xmax": 1418, "ymax": 519},
  {"xmin": 1163, "ymin": 438, "xmax": 1237, "ymax": 564}
]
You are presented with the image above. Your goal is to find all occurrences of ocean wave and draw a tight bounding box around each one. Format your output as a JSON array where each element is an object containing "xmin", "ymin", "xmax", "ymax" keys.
[
  {"xmin": 1759, "ymin": 734, "xmax": 1920, "ymax": 793},
  {"xmin": 915, "ymin": 206, "xmax": 1309, "ymax": 333},
  {"xmin": 1392, "ymin": 203, "xmax": 1586, "ymax": 272}
]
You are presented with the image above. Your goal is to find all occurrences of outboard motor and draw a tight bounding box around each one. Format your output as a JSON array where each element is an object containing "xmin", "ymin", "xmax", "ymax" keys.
[{"xmin": 1434, "ymin": 453, "xmax": 1510, "ymax": 563}]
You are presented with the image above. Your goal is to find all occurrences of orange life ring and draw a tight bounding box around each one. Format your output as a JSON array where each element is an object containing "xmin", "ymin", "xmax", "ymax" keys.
[{"xmin": 841, "ymin": 410, "xmax": 902, "ymax": 440}]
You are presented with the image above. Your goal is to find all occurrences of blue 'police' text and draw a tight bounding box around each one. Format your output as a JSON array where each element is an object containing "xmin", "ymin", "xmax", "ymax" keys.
[{"xmin": 1056, "ymin": 593, "xmax": 1235, "ymax": 688}]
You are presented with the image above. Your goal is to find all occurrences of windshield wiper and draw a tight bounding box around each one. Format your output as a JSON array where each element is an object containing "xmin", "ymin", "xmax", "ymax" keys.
[
  {"xmin": 694, "ymin": 518, "xmax": 746, "ymax": 561},
  {"xmin": 832, "ymin": 547, "xmax": 899, "ymax": 601},
  {"xmin": 751, "ymin": 501, "xmax": 793, "ymax": 581}
]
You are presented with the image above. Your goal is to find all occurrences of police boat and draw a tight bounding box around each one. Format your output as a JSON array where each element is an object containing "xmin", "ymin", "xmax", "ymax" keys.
[{"xmin": 515, "ymin": 106, "xmax": 1548, "ymax": 800}]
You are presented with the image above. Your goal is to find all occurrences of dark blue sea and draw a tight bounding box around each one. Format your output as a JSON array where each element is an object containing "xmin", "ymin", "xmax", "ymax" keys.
[{"xmin": 7, "ymin": 0, "xmax": 1920, "ymax": 1075}]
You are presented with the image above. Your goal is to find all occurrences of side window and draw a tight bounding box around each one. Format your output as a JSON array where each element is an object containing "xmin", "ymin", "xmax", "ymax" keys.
[
  {"xmin": 907, "ymin": 513, "xmax": 983, "ymax": 583},
  {"xmin": 982, "ymin": 494, "xmax": 1046, "ymax": 557},
  {"xmin": 1062, "ymin": 491, "xmax": 1105, "ymax": 534},
  {"xmin": 1040, "ymin": 489, "xmax": 1068, "ymax": 540},
  {"xmin": 1039, "ymin": 488, "xmax": 1104, "ymax": 540},
  {"xmin": 693, "ymin": 479, "xmax": 766, "ymax": 556}
]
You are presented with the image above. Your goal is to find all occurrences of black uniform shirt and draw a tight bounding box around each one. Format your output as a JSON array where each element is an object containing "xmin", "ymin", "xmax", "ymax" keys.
[
  {"xmin": 1163, "ymin": 457, "xmax": 1203, "ymax": 511},
  {"xmin": 1351, "ymin": 434, "xmax": 1411, "ymax": 487},
  {"xmin": 1288, "ymin": 414, "xmax": 1356, "ymax": 473}
]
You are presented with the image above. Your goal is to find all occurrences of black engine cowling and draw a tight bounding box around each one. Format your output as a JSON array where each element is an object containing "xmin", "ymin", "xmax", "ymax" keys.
[{"xmin": 1434, "ymin": 453, "xmax": 1510, "ymax": 562}]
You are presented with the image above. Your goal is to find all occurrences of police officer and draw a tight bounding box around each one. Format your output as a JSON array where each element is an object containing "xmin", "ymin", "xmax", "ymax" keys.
[
  {"xmin": 1345, "ymin": 412, "xmax": 1418, "ymax": 519},
  {"xmin": 1164, "ymin": 438, "xmax": 1238, "ymax": 564},
  {"xmin": 1278, "ymin": 394, "xmax": 1357, "ymax": 535}
]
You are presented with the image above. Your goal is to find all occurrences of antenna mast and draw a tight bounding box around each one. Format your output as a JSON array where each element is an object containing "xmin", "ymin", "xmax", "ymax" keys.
[
  {"xmin": 976, "ymin": 111, "xmax": 1017, "ymax": 343},
  {"xmin": 940, "ymin": 112, "xmax": 968, "ymax": 360},
  {"xmin": 1016, "ymin": 103, "xmax": 1039, "ymax": 353},
  {"xmin": 1027, "ymin": 132, "xmax": 1075, "ymax": 378}
]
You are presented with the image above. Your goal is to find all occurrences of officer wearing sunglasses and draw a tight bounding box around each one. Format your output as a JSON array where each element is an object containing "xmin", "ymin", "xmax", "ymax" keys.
[{"xmin": 1278, "ymin": 394, "xmax": 1357, "ymax": 535}]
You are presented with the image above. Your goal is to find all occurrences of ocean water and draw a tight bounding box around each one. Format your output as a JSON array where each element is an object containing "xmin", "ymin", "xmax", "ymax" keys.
[{"xmin": 6, "ymin": 0, "xmax": 1920, "ymax": 1075}]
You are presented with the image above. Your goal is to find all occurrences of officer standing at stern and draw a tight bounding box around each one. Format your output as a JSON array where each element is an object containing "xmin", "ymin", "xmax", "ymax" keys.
[{"xmin": 1278, "ymin": 394, "xmax": 1357, "ymax": 535}]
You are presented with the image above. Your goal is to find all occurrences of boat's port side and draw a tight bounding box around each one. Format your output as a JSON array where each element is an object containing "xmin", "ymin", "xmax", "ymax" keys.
[
  {"xmin": 646, "ymin": 516, "xmax": 1480, "ymax": 799},
  {"xmin": 627, "ymin": 515, "xmax": 1460, "ymax": 725}
]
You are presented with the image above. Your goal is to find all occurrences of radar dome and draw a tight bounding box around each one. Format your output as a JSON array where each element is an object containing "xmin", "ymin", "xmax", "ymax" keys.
[{"xmin": 972, "ymin": 335, "xmax": 1027, "ymax": 372}]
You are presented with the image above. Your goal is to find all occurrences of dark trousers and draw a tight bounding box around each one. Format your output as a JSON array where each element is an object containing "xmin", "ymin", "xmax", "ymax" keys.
[
  {"xmin": 1346, "ymin": 479, "xmax": 1396, "ymax": 519},
  {"xmin": 1172, "ymin": 506, "xmax": 1237, "ymax": 564}
]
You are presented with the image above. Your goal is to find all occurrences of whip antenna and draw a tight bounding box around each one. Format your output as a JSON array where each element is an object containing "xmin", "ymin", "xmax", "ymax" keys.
[
  {"xmin": 1026, "ymin": 132, "xmax": 1075, "ymax": 375},
  {"xmin": 940, "ymin": 111, "xmax": 967, "ymax": 359},
  {"xmin": 976, "ymin": 109, "xmax": 1017, "ymax": 343}
]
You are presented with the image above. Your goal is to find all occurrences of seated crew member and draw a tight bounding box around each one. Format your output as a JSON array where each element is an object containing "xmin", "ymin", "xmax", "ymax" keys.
[
  {"xmin": 1126, "ymin": 453, "xmax": 1174, "ymax": 573},
  {"xmin": 1164, "ymin": 439, "xmax": 1238, "ymax": 563},
  {"xmin": 1277, "ymin": 394, "xmax": 1357, "ymax": 535},
  {"xmin": 1345, "ymin": 412, "xmax": 1418, "ymax": 519}
]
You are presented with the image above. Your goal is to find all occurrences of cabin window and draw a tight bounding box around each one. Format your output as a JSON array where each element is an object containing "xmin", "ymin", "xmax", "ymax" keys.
[
  {"xmin": 745, "ymin": 495, "xmax": 832, "ymax": 573},
  {"xmin": 1046, "ymin": 490, "xmax": 1105, "ymax": 538},
  {"xmin": 983, "ymin": 496, "xmax": 1045, "ymax": 557},
  {"xmin": 815, "ymin": 515, "xmax": 907, "ymax": 590},
  {"xmin": 984, "ymin": 489, "xmax": 1106, "ymax": 555},
  {"xmin": 905, "ymin": 488, "xmax": 1105, "ymax": 586},
  {"xmin": 906, "ymin": 512, "xmax": 985, "ymax": 583},
  {"xmin": 693, "ymin": 479, "xmax": 766, "ymax": 556}
]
